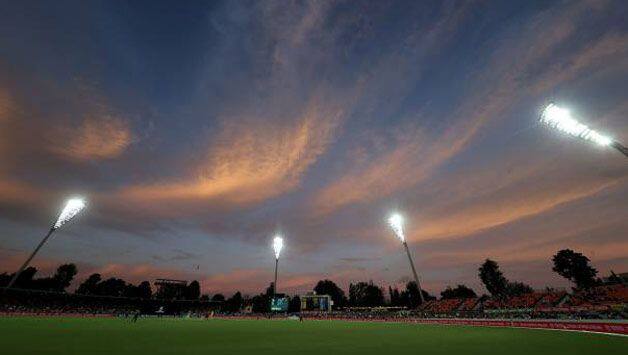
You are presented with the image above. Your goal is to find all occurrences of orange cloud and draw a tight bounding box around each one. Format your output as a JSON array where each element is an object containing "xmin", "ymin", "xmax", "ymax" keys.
[
  {"xmin": 0, "ymin": 178, "xmax": 46, "ymax": 204},
  {"xmin": 119, "ymin": 97, "xmax": 344, "ymax": 207},
  {"xmin": 408, "ymin": 178, "xmax": 622, "ymax": 243},
  {"xmin": 49, "ymin": 115, "xmax": 133, "ymax": 161}
]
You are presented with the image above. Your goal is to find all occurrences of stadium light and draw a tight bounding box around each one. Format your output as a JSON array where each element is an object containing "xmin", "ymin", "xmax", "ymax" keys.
[
  {"xmin": 272, "ymin": 235, "xmax": 283, "ymax": 297},
  {"xmin": 388, "ymin": 213, "xmax": 425, "ymax": 304},
  {"xmin": 540, "ymin": 103, "xmax": 628, "ymax": 158},
  {"xmin": 6, "ymin": 198, "xmax": 86, "ymax": 289}
]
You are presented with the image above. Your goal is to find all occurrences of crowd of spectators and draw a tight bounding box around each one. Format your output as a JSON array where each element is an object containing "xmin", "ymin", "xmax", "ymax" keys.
[{"xmin": 0, "ymin": 288, "xmax": 218, "ymax": 317}]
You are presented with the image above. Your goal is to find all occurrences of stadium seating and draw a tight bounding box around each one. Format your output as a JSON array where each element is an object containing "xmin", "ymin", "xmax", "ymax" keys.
[
  {"xmin": 421, "ymin": 299, "xmax": 464, "ymax": 313},
  {"xmin": 457, "ymin": 298, "xmax": 480, "ymax": 312}
]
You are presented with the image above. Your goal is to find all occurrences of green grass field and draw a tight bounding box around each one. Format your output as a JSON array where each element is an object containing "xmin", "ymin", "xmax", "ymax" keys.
[{"xmin": 0, "ymin": 317, "xmax": 626, "ymax": 354}]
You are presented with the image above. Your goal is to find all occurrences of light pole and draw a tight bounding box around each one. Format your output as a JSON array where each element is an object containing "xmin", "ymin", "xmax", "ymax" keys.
[
  {"xmin": 388, "ymin": 213, "xmax": 425, "ymax": 304},
  {"xmin": 272, "ymin": 235, "xmax": 283, "ymax": 298},
  {"xmin": 540, "ymin": 103, "xmax": 628, "ymax": 159},
  {"xmin": 6, "ymin": 198, "xmax": 86, "ymax": 290}
]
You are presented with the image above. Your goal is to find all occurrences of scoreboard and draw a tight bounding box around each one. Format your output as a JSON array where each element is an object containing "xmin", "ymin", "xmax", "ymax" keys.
[
  {"xmin": 271, "ymin": 297, "xmax": 289, "ymax": 312},
  {"xmin": 300, "ymin": 294, "xmax": 332, "ymax": 312}
]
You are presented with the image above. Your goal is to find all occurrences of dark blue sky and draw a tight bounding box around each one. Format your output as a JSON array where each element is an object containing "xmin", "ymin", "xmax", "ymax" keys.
[{"xmin": 1, "ymin": 0, "xmax": 627, "ymax": 296}]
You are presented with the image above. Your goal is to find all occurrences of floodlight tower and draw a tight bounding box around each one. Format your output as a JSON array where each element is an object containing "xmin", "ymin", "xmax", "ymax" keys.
[
  {"xmin": 6, "ymin": 198, "xmax": 86, "ymax": 289},
  {"xmin": 388, "ymin": 213, "xmax": 425, "ymax": 304},
  {"xmin": 272, "ymin": 235, "xmax": 283, "ymax": 297},
  {"xmin": 540, "ymin": 103, "xmax": 628, "ymax": 158}
]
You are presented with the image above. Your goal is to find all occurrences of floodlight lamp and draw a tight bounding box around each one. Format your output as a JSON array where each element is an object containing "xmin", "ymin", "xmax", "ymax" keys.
[
  {"xmin": 540, "ymin": 103, "xmax": 612, "ymax": 146},
  {"xmin": 53, "ymin": 198, "xmax": 86, "ymax": 229},
  {"xmin": 388, "ymin": 213, "xmax": 405, "ymax": 242},
  {"xmin": 273, "ymin": 236, "xmax": 283, "ymax": 259}
]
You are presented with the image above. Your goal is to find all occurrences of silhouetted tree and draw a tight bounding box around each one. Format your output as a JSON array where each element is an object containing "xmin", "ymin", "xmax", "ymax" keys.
[
  {"xmin": 29, "ymin": 264, "xmax": 77, "ymax": 292},
  {"xmin": 224, "ymin": 292, "xmax": 243, "ymax": 312},
  {"xmin": 123, "ymin": 283, "xmax": 140, "ymax": 298},
  {"xmin": 314, "ymin": 279, "xmax": 346, "ymax": 308},
  {"xmin": 552, "ymin": 249, "xmax": 598, "ymax": 289},
  {"xmin": 53, "ymin": 263, "xmax": 77, "ymax": 291},
  {"xmin": 137, "ymin": 281, "xmax": 152, "ymax": 299},
  {"xmin": 211, "ymin": 294, "xmax": 225, "ymax": 302},
  {"xmin": 440, "ymin": 284, "xmax": 477, "ymax": 299},
  {"xmin": 400, "ymin": 281, "xmax": 434, "ymax": 307},
  {"xmin": 388, "ymin": 286, "xmax": 402, "ymax": 306},
  {"xmin": 200, "ymin": 294, "xmax": 210, "ymax": 301},
  {"xmin": 251, "ymin": 294, "xmax": 269, "ymax": 313},
  {"xmin": 186, "ymin": 280, "xmax": 201, "ymax": 300},
  {"xmin": 0, "ymin": 267, "xmax": 38, "ymax": 288},
  {"xmin": 479, "ymin": 259, "xmax": 509, "ymax": 297},
  {"xmin": 506, "ymin": 281, "xmax": 534, "ymax": 297},
  {"xmin": 0, "ymin": 273, "xmax": 9, "ymax": 287},
  {"xmin": 76, "ymin": 273, "xmax": 102, "ymax": 295},
  {"xmin": 265, "ymin": 283, "xmax": 275, "ymax": 297},
  {"xmin": 349, "ymin": 281, "xmax": 385, "ymax": 307},
  {"xmin": 97, "ymin": 278, "xmax": 127, "ymax": 297}
]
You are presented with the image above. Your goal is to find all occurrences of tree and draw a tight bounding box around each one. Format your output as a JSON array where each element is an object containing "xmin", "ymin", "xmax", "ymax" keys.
[
  {"xmin": 388, "ymin": 286, "xmax": 401, "ymax": 306},
  {"xmin": 506, "ymin": 281, "xmax": 534, "ymax": 297},
  {"xmin": 552, "ymin": 249, "xmax": 598, "ymax": 289},
  {"xmin": 0, "ymin": 267, "xmax": 38, "ymax": 288},
  {"xmin": 0, "ymin": 266, "xmax": 37, "ymax": 288},
  {"xmin": 76, "ymin": 273, "xmax": 102, "ymax": 295},
  {"xmin": 440, "ymin": 284, "xmax": 477, "ymax": 299},
  {"xmin": 349, "ymin": 281, "xmax": 384, "ymax": 307},
  {"xmin": 96, "ymin": 278, "xmax": 127, "ymax": 297},
  {"xmin": 53, "ymin": 263, "xmax": 77, "ymax": 291},
  {"xmin": 186, "ymin": 280, "xmax": 201, "ymax": 300},
  {"xmin": 265, "ymin": 283, "xmax": 274, "ymax": 297},
  {"xmin": 313, "ymin": 279, "xmax": 346, "ymax": 308},
  {"xmin": 137, "ymin": 281, "xmax": 152, "ymax": 299},
  {"xmin": 224, "ymin": 291, "xmax": 243, "ymax": 312},
  {"xmin": 251, "ymin": 294, "xmax": 269, "ymax": 313},
  {"xmin": 479, "ymin": 259, "xmax": 509, "ymax": 297},
  {"xmin": 200, "ymin": 294, "xmax": 210, "ymax": 301},
  {"xmin": 400, "ymin": 281, "xmax": 434, "ymax": 308},
  {"xmin": 211, "ymin": 294, "xmax": 225, "ymax": 302},
  {"xmin": 0, "ymin": 273, "xmax": 10, "ymax": 288},
  {"xmin": 123, "ymin": 283, "xmax": 140, "ymax": 298}
]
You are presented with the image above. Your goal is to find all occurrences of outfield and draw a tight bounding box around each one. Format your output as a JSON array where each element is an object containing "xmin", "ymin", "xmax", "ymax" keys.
[{"xmin": 0, "ymin": 317, "xmax": 626, "ymax": 354}]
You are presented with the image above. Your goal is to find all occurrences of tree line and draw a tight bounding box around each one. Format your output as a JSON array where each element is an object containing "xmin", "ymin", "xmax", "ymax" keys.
[{"xmin": 0, "ymin": 248, "xmax": 604, "ymax": 309}]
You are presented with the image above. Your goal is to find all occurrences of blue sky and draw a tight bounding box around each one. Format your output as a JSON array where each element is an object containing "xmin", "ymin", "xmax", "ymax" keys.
[{"xmin": 1, "ymin": 0, "xmax": 627, "ymax": 296}]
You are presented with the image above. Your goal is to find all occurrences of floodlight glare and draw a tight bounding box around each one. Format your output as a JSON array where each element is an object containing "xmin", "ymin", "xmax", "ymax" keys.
[
  {"xmin": 388, "ymin": 213, "xmax": 405, "ymax": 242},
  {"xmin": 540, "ymin": 103, "xmax": 611, "ymax": 146},
  {"xmin": 6, "ymin": 197, "xmax": 87, "ymax": 290},
  {"xmin": 273, "ymin": 236, "xmax": 283, "ymax": 259},
  {"xmin": 539, "ymin": 103, "xmax": 627, "ymax": 158},
  {"xmin": 387, "ymin": 212, "xmax": 425, "ymax": 304},
  {"xmin": 54, "ymin": 198, "xmax": 86, "ymax": 229},
  {"xmin": 272, "ymin": 235, "xmax": 284, "ymax": 298}
]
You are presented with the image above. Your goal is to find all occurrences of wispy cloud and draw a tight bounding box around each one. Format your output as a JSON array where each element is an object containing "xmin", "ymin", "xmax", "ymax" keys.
[
  {"xmin": 411, "ymin": 178, "xmax": 623, "ymax": 243},
  {"xmin": 117, "ymin": 94, "xmax": 345, "ymax": 209},
  {"xmin": 311, "ymin": 0, "xmax": 621, "ymax": 216},
  {"xmin": 49, "ymin": 115, "xmax": 133, "ymax": 161}
]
